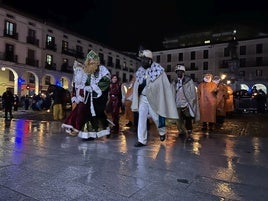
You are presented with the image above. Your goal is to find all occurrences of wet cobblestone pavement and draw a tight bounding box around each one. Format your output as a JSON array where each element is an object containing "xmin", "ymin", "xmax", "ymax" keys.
[{"xmin": 0, "ymin": 109, "xmax": 268, "ymax": 200}]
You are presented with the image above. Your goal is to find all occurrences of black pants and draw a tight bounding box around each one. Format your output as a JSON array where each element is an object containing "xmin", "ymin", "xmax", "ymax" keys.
[{"xmin": 5, "ymin": 105, "xmax": 13, "ymax": 118}]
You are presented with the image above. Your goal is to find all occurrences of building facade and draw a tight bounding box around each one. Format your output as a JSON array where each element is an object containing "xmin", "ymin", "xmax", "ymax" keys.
[
  {"xmin": 0, "ymin": 6, "xmax": 139, "ymax": 97},
  {"xmin": 155, "ymin": 31, "xmax": 268, "ymax": 93},
  {"xmin": 1, "ymin": 5, "xmax": 268, "ymax": 99}
]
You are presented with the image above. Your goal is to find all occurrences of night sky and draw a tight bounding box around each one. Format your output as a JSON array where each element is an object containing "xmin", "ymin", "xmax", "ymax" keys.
[{"xmin": 2, "ymin": 0, "xmax": 268, "ymax": 52}]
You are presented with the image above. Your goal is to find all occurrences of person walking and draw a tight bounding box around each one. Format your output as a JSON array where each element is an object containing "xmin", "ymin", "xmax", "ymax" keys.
[
  {"xmin": 78, "ymin": 50, "xmax": 111, "ymax": 140},
  {"xmin": 2, "ymin": 88, "xmax": 14, "ymax": 119},
  {"xmin": 171, "ymin": 65, "xmax": 200, "ymax": 142},
  {"xmin": 131, "ymin": 49, "xmax": 178, "ymax": 147},
  {"xmin": 197, "ymin": 73, "xmax": 217, "ymax": 131},
  {"xmin": 106, "ymin": 74, "xmax": 123, "ymax": 134}
]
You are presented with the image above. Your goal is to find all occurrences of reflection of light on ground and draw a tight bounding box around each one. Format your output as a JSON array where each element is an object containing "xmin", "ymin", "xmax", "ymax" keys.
[
  {"xmin": 252, "ymin": 137, "xmax": 261, "ymax": 155},
  {"xmin": 213, "ymin": 183, "xmax": 238, "ymax": 199},
  {"xmin": 224, "ymin": 138, "xmax": 235, "ymax": 169},
  {"xmin": 118, "ymin": 134, "xmax": 127, "ymax": 153},
  {"xmin": 191, "ymin": 141, "xmax": 201, "ymax": 155}
]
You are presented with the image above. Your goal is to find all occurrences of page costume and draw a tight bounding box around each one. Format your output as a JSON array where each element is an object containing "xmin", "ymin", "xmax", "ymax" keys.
[{"xmin": 62, "ymin": 61, "xmax": 88, "ymax": 134}]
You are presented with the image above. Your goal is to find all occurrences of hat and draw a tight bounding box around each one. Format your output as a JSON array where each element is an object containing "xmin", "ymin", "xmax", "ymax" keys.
[
  {"xmin": 139, "ymin": 50, "xmax": 153, "ymax": 59},
  {"xmin": 86, "ymin": 50, "xmax": 99, "ymax": 61},
  {"xmin": 175, "ymin": 65, "xmax": 185, "ymax": 72}
]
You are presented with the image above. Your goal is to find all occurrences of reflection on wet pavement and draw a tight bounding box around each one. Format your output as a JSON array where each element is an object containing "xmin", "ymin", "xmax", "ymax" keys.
[{"xmin": 0, "ymin": 115, "xmax": 268, "ymax": 200}]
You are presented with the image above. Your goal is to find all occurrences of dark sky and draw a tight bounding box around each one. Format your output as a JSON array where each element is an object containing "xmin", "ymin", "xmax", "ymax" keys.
[{"xmin": 3, "ymin": 0, "xmax": 268, "ymax": 52}]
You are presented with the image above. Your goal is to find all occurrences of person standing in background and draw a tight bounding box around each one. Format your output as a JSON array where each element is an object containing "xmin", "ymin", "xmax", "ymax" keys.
[
  {"xmin": 212, "ymin": 76, "xmax": 228, "ymax": 127},
  {"xmin": 13, "ymin": 94, "xmax": 19, "ymax": 111},
  {"xmin": 171, "ymin": 65, "xmax": 199, "ymax": 142},
  {"xmin": 24, "ymin": 95, "xmax": 30, "ymax": 110},
  {"xmin": 197, "ymin": 74, "xmax": 217, "ymax": 132},
  {"xmin": 2, "ymin": 88, "xmax": 14, "ymax": 119},
  {"xmin": 225, "ymin": 85, "xmax": 234, "ymax": 117}
]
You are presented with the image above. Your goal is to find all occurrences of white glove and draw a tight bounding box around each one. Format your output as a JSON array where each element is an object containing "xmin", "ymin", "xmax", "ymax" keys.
[
  {"xmin": 77, "ymin": 95, "xmax": 84, "ymax": 103},
  {"xmin": 71, "ymin": 97, "xmax": 77, "ymax": 103},
  {"xmin": 84, "ymin": 86, "xmax": 92, "ymax": 92},
  {"xmin": 91, "ymin": 84, "xmax": 102, "ymax": 98}
]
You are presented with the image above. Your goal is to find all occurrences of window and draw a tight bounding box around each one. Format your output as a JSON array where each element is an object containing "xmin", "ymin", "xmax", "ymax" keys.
[
  {"xmin": 45, "ymin": 76, "xmax": 51, "ymax": 85},
  {"xmin": 46, "ymin": 35, "xmax": 55, "ymax": 44},
  {"xmin": 190, "ymin": 62, "xmax": 195, "ymax": 69},
  {"xmin": 61, "ymin": 58, "xmax": 69, "ymax": 71},
  {"xmin": 29, "ymin": 73, "xmax": 35, "ymax": 84},
  {"xmin": 203, "ymin": 50, "xmax": 208, "ymax": 59},
  {"xmin": 5, "ymin": 21, "xmax": 16, "ymax": 36},
  {"xmin": 166, "ymin": 65, "xmax": 171, "ymax": 72},
  {"xmin": 76, "ymin": 45, "xmax": 83, "ymax": 53},
  {"xmin": 5, "ymin": 43, "xmax": 15, "ymax": 62},
  {"xmin": 46, "ymin": 54, "xmax": 53, "ymax": 65},
  {"xmin": 28, "ymin": 29, "xmax": 36, "ymax": 38},
  {"xmin": 178, "ymin": 53, "xmax": 183, "ymax": 61},
  {"xmin": 156, "ymin": 55, "xmax": 160, "ymax": 63},
  {"xmin": 240, "ymin": 46, "xmax": 246, "ymax": 55},
  {"xmin": 190, "ymin": 51, "xmax": 195, "ymax": 60},
  {"xmin": 239, "ymin": 58, "xmax": 246, "ymax": 67},
  {"xmin": 167, "ymin": 54, "xmax": 171, "ymax": 62},
  {"xmin": 256, "ymin": 57, "xmax": 263, "ymax": 66},
  {"xmin": 107, "ymin": 56, "xmax": 113, "ymax": 67},
  {"xmin": 256, "ymin": 69, "xmax": 262, "ymax": 76},
  {"xmin": 99, "ymin": 53, "xmax": 105, "ymax": 65},
  {"xmin": 256, "ymin": 44, "xmax": 263, "ymax": 54},
  {"xmin": 27, "ymin": 49, "xmax": 35, "ymax": 59},
  {"xmin": 115, "ymin": 59, "xmax": 121, "ymax": 69},
  {"xmin": 203, "ymin": 61, "xmax": 208, "ymax": 70},
  {"xmin": 62, "ymin": 41, "xmax": 68, "ymax": 51},
  {"xmin": 224, "ymin": 47, "xmax": 230, "ymax": 57}
]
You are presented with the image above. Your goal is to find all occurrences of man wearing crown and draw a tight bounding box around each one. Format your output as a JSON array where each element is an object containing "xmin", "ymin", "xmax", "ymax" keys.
[{"xmin": 78, "ymin": 50, "xmax": 111, "ymax": 140}]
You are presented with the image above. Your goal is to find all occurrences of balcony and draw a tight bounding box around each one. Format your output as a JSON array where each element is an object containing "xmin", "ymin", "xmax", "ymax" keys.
[
  {"xmin": 62, "ymin": 48, "xmax": 84, "ymax": 59},
  {"xmin": 26, "ymin": 36, "xmax": 39, "ymax": 47},
  {"xmin": 3, "ymin": 30, "xmax": 18, "ymax": 40},
  {"xmin": 45, "ymin": 62, "xmax": 56, "ymax": 71},
  {"xmin": 107, "ymin": 62, "xmax": 114, "ymax": 67},
  {"xmin": 46, "ymin": 43, "xmax": 57, "ymax": 52},
  {"xmin": 61, "ymin": 63, "xmax": 73, "ymax": 73},
  {"xmin": 26, "ymin": 58, "xmax": 39, "ymax": 67},
  {"xmin": 4, "ymin": 53, "xmax": 18, "ymax": 62}
]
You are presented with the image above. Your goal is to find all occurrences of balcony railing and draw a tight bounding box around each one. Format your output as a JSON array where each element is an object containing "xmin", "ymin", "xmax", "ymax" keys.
[
  {"xmin": 46, "ymin": 43, "xmax": 57, "ymax": 51},
  {"xmin": 62, "ymin": 48, "xmax": 84, "ymax": 59},
  {"xmin": 26, "ymin": 36, "xmax": 39, "ymax": 47},
  {"xmin": 45, "ymin": 62, "xmax": 56, "ymax": 70},
  {"xmin": 61, "ymin": 63, "xmax": 73, "ymax": 73},
  {"xmin": 26, "ymin": 58, "xmax": 39, "ymax": 67},
  {"xmin": 4, "ymin": 53, "xmax": 18, "ymax": 62},
  {"xmin": 3, "ymin": 30, "xmax": 18, "ymax": 40}
]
